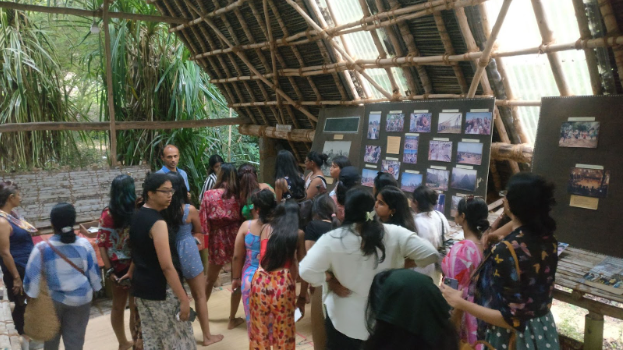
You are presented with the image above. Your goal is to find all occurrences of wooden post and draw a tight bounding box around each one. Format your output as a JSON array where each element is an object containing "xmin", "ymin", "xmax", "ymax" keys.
[
  {"xmin": 258, "ymin": 137, "xmax": 278, "ymax": 184},
  {"xmin": 467, "ymin": 0, "xmax": 513, "ymax": 98},
  {"xmin": 228, "ymin": 108, "xmax": 232, "ymax": 162},
  {"xmin": 102, "ymin": 0, "xmax": 117, "ymax": 165},
  {"xmin": 584, "ymin": 312, "xmax": 604, "ymax": 350},
  {"xmin": 572, "ymin": 0, "xmax": 603, "ymax": 95},
  {"xmin": 598, "ymin": 0, "xmax": 623, "ymax": 86}
]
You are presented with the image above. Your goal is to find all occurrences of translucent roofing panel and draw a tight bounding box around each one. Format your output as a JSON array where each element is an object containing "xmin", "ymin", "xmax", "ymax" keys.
[{"xmin": 485, "ymin": 0, "xmax": 593, "ymax": 144}]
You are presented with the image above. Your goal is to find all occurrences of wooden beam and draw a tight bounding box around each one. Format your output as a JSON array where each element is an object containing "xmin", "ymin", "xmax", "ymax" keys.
[
  {"xmin": 169, "ymin": 0, "xmax": 247, "ymax": 32},
  {"xmin": 490, "ymin": 142, "xmax": 533, "ymax": 164},
  {"xmin": 455, "ymin": 7, "xmax": 493, "ymax": 94},
  {"xmin": 103, "ymin": 0, "xmax": 117, "ymax": 165},
  {"xmin": 0, "ymin": 1, "xmax": 188, "ymax": 24},
  {"xmin": 531, "ymin": 0, "xmax": 571, "ymax": 96},
  {"xmin": 0, "ymin": 118, "xmax": 244, "ymax": 132},
  {"xmin": 238, "ymin": 124, "xmax": 315, "ymax": 143},
  {"xmin": 598, "ymin": 0, "xmax": 623, "ymax": 87},
  {"xmin": 572, "ymin": 0, "xmax": 603, "ymax": 95},
  {"xmin": 467, "ymin": 0, "xmax": 513, "ymax": 97}
]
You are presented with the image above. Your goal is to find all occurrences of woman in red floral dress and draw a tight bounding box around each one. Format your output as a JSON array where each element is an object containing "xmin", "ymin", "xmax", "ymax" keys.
[{"xmin": 200, "ymin": 163, "xmax": 244, "ymax": 329}]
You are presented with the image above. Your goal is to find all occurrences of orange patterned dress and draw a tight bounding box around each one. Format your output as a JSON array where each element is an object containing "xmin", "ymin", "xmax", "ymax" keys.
[{"xmin": 248, "ymin": 265, "xmax": 296, "ymax": 350}]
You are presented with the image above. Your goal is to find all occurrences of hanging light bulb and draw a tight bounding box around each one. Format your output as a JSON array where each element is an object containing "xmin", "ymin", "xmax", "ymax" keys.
[{"xmin": 90, "ymin": 19, "xmax": 100, "ymax": 34}]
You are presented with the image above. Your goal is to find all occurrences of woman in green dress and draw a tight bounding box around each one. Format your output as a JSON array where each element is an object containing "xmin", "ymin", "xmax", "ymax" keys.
[
  {"xmin": 238, "ymin": 163, "xmax": 274, "ymax": 223},
  {"xmin": 442, "ymin": 172, "xmax": 560, "ymax": 350}
]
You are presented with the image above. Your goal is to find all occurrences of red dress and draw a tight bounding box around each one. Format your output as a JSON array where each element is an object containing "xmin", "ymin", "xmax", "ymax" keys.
[{"xmin": 200, "ymin": 189, "xmax": 242, "ymax": 266}]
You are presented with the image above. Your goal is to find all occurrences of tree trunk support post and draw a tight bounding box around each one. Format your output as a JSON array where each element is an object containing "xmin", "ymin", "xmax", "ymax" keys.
[
  {"xmin": 103, "ymin": 0, "xmax": 117, "ymax": 166},
  {"xmin": 584, "ymin": 311, "xmax": 604, "ymax": 350}
]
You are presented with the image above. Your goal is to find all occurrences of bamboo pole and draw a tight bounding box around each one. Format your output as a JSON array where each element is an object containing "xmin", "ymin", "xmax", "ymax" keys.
[
  {"xmin": 238, "ymin": 125, "xmax": 316, "ymax": 142},
  {"xmin": 429, "ymin": 0, "xmax": 469, "ymax": 94},
  {"xmin": 490, "ymin": 142, "xmax": 533, "ymax": 164},
  {"xmin": 598, "ymin": 0, "xmax": 623, "ymax": 86},
  {"xmin": 467, "ymin": 0, "xmax": 513, "ymax": 97},
  {"xmin": 572, "ymin": 0, "xmax": 603, "ymax": 95},
  {"xmin": 169, "ymin": 0, "xmax": 247, "ymax": 32},
  {"xmin": 285, "ymin": 0, "xmax": 394, "ymax": 100},
  {"xmin": 181, "ymin": 1, "xmax": 319, "ymax": 124},
  {"xmin": 455, "ymin": 7, "xmax": 493, "ymax": 94},
  {"xmin": 493, "ymin": 108, "xmax": 521, "ymax": 173},
  {"xmin": 489, "ymin": 157, "xmax": 501, "ymax": 193},
  {"xmin": 531, "ymin": 0, "xmax": 571, "ymax": 96},
  {"xmin": 0, "ymin": 118, "xmax": 245, "ymax": 133},
  {"xmin": 102, "ymin": 0, "xmax": 117, "ymax": 165},
  {"xmin": 228, "ymin": 97, "xmax": 543, "ymax": 108},
  {"xmin": 0, "ymin": 1, "xmax": 188, "ymax": 24}
]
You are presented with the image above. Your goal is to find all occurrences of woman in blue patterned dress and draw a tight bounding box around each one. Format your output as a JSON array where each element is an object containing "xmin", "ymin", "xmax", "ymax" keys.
[
  {"xmin": 442, "ymin": 173, "xmax": 559, "ymax": 350},
  {"xmin": 231, "ymin": 189, "xmax": 276, "ymax": 336}
]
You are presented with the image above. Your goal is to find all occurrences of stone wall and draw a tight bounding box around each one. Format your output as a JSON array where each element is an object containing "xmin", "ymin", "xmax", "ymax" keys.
[{"xmin": 0, "ymin": 165, "xmax": 149, "ymax": 229}]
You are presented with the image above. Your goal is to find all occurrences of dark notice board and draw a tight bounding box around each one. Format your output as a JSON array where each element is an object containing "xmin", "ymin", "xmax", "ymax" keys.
[
  {"xmin": 533, "ymin": 95, "xmax": 623, "ymax": 258},
  {"xmin": 311, "ymin": 99, "xmax": 495, "ymax": 220}
]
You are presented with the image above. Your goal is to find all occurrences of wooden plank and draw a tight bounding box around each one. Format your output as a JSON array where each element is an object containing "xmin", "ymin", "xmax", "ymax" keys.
[{"xmin": 0, "ymin": 118, "xmax": 245, "ymax": 132}]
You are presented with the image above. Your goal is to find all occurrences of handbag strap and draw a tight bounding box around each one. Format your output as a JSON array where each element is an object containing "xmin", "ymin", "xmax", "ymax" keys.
[
  {"xmin": 501, "ymin": 240, "xmax": 521, "ymax": 275},
  {"xmin": 45, "ymin": 242, "xmax": 86, "ymax": 277},
  {"xmin": 434, "ymin": 211, "xmax": 446, "ymax": 248}
]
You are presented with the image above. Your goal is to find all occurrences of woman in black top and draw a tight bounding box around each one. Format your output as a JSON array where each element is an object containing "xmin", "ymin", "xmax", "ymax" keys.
[
  {"xmin": 129, "ymin": 172, "xmax": 196, "ymax": 349},
  {"xmin": 274, "ymin": 150, "xmax": 305, "ymax": 202}
]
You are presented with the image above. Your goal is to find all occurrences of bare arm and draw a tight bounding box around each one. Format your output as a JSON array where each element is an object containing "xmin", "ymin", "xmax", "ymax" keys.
[
  {"xmin": 231, "ymin": 222, "xmax": 249, "ymax": 291},
  {"xmin": 275, "ymin": 179, "xmax": 287, "ymax": 202},
  {"xmin": 305, "ymin": 177, "xmax": 323, "ymax": 199},
  {"xmin": 259, "ymin": 183, "xmax": 275, "ymax": 194},
  {"xmin": 79, "ymin": 224, "xmax": 97, "ymax": 239},
  {"xmin": 0, "ymin": 219, "xmax": 21, "ymax": 288},
  {"xmin": 482, "ymin": 221, "xmax": 514, "ymax": 248},
  {"xmin": 440, "ymin": 283, "xmax": 511, "ymax": 329},
  {"xmin": 295, "ymin": 230, "xmax": 309, "ymax": 315},
  {"xmin": 151, "ymin": 220, "xmax": 190, "ymax": 320},
  {"xmin": 188, "ymin": 205, "xmax": 202, "ymax": 234}
]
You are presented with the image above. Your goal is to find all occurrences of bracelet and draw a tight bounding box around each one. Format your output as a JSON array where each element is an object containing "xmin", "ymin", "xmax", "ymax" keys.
[{"xmin": 232, "ymin": 277, "xmax": 241, "ymax": 281}]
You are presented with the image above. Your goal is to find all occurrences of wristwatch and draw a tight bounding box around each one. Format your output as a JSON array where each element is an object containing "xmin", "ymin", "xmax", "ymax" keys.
[{"xmin": 105, "ymin": 268, "xmax": 115, "ymax": 279}]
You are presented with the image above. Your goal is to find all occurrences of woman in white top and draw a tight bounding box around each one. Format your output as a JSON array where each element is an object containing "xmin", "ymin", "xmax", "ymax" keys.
[
  {"xmin": 411, "ymin": 185, "xmax": 450, "ymax": 285},
  {"xmin": 300, "ymin": 186, "xmax": 439, "ymax": 348}
]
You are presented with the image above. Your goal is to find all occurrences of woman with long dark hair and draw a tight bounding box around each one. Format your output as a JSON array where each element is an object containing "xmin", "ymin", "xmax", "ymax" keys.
[
  {"xmin": 411, "ymin": 185, "xmax": 449, "ymax": 284},
  {"xmin": 231, "ymin": 189, "xmax": 277, "ymax": 337},
  {"xmin": 441, "ymin": 197, "xmax": 488, "ymax": 347},
  {"xmin": 333, "ymin": 166, "xmax": 360, "ymax": 222},
  {"xmin": 129, "ymin": 172, "xmax": 195, "ymax": 349},
  {"xmin": 199, "ymin": 163, "xmax": 244, "ymax": 329},
  {"xmin": 364, "ymin": 269, "xmax": 458, "ymax": 350},
  {"xmin": 96, "ymin": 175, "xmax": 136, "ymax": 350},
  {"xmin": 373, "ymin": 172, "xmax": 398, "ymax": 197},
  {"xmin": 249, "ymin": 200, "xmax": 308, "ymax": 349},
  {"xmin": 24, "ymin": 203, "xmax": 102, "ymax": 349},
  {"xmin": 304, "ymin": 194, "xmax": 339, "ymax": 350},
  {"xmin": 200, "ymin": 154, "xmax": 224, "ymax": 203},
  {"xmin": 375, "ymin": 186, "xmax": 416, "ymax": 232},
  {"xmin": 162, "ymin": 173, "xmax": 223, "ymax": 346},
  {"xmin": 238, "ymin": 163, "xmax": 274, "ymax": 221},
  {"xmin": 328, "ymin": 156, "xmax": 351, "ymax": 197},
  {"xmin": 274, "ymin": 150, "xmax": 305, "ymax": 202},
  {"xmin": 300, "ymin": 187, "xmax": 439, "ymax": 347},
  {"xmin": 0, "ymin": 181, "xmax": 35, "ymax": 337},
  {"xmin": 303, "ymin": 151, "xmax": 329, "ymax": 199},
  {"xmin": 442, "ymin": 173, "xmax": 560, "ymax": 350}
]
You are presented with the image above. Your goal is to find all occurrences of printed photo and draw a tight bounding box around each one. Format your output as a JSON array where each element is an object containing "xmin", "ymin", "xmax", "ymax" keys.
[
  {"xmin": 321, "ymin": 141, "xmax": 351, "ymax": 176},
  {"xmin": 457, "ymin": 142, "xmax": 484, "ymax": 165},
  {"xmin": 434, "ymin": 194, "xmax": 446, "ymax": 213},
  {"xmin": 364, "ymin": 145, "xmax": 382, "ymax": 164},
  {"xmin": 382, "ymin": 160, "xmax": 401, "ymax": 180},
  {"xmin": 465, "ymin": 112, "xmax": 492, "ymax": 135},
  {"xmin": 410, "ymin": 113, "xmax": 432, "ymax": 133},
  {"xmin": 451, "ymin": 167, "xmax": 478, "ymax": 192},
  {"xmin": 386, "ymin": 112, "xmax": 405, "ymax": 132},
  {"xmin": 400, "ymin": 173, "xmax": 423, "ymax": 193},
  {"xmin": 559, "ymin": 121, "xmax": 600, "ymax": 148},
  {"xmin": 438, "ymin": 112, "xmax": 462, "ymax": 134},
  {"xmin": 367, "ymin": 113, "xmax": 381, "ymax": 140},
  {"xmin": 428, "ymin": 140, "xmax": 453, "ymax": 163},
  {"xmin": 425, "ymin": 168, "xmax": 449, "ymax": 191},
  {"xmin": 568, "ymin": 167, "xmax": 610, "ymax": 198},
  {"xmin": 362, "ymin": 169, "xmax": 377, "ymax": 187},
  {"xmin": 450, "ymin": 195, "xmax": 462, "ymax": 218},
  {"xmin": 403, "ymin": 135, "xmax": 419, "ymax": 164}
]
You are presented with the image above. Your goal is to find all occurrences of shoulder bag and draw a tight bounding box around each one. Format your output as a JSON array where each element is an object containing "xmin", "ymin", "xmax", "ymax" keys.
[{"xmin": 24, "ymin": 244, "xmax": 60, "ymax": 341}]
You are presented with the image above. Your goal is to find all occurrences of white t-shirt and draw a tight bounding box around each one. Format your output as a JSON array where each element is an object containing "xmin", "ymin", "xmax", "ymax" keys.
[
  {"xmin": 413, "ymin": 210, "xmax": 450, "ymax": 284},
  {"xmin": 299, "ymin": 224, "xmax": 439, "ymax": 340}
]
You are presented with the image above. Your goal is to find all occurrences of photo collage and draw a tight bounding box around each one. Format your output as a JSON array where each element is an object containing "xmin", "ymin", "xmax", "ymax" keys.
[{"xmin": 361, "ymin": 106, "xmax": 493, "ymax": 219}]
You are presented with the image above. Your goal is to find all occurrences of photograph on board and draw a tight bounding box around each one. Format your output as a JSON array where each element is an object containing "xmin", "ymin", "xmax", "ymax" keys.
[
  {"xmin": 386, "ymin": 112, "xmax": 405, "ymax": 132},
  {"xmin": 382, "ymin": 160, "xmax": 401, "ymax": 180},
  {"xmin": 362, "ymin": 169, "xmax": 377, "ymax": 187},
  {"xmin": 434, "ymin": 193, "xmax": 446, "ymax": 213},
  {"xmin": 428, "ymin": 140, "xmax": 453, "ymax": 163},
  {"xmin": 457, "ymin": 142, "xmax": 483, "ymax": 165},
  {"xmin": 450, "ymin": 195, "xmax": 462, "ymax": 218},
  {"xmin": 321, "ymin": 141, "xmax": 351, "ymax": 176},
  {"xmin": 364, "ymin": 145, "xmax": 382, "ymax": 164},
  {"xmin": 425, "ymin": 168, "xmax": 449, "ymax": 191},
  {"xmin": 367, "ymin": 113, "xmax": 381, "ymax": 140},
  {"xmin": 559, "ymin": 121, "xmax": 600, "ymax": 148},
  {"xmin": 568, "ymin": 167, "xmax": 610, "ymax": 198},
  {"xmin": 451, "ymin": 167, "xmax": 478, "ymax": 192},
  {"xmin": 438, "ymin": 112, "xmax": 462, "ymax": 134},
  {"xmin": 465, "ymin": 112, "xmax": 492, "ymax": 135},
  {"xmin": 403, "ymin": 135, "xmax": 419, "ymax": 164},
  {"xmin": 400, "ymin": 172, "xmax": 423, "ymax": 193},
  {"xmin": 410, "ymin": 113, "xmax": 432, "ymax": 133}
]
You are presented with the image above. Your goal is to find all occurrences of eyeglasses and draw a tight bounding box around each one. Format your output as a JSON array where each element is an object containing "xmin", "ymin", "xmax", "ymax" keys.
[{"xmin": 156, "ymin": 189, "xmax": 175, "ymax": 196}]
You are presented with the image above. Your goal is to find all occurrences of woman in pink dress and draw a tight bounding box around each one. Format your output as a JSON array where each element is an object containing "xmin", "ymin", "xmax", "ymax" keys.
[
  {"xmin": 441, "ymin": 196, "xmax": 488, "ymax": 346},
  {"xmin": 200, "ymin": 163, "xmax": 244, "ymax": 330}
]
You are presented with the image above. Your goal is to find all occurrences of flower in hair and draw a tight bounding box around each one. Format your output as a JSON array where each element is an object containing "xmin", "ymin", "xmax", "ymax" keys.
[
  {"xmin": 61, "ymin": 226, "xmax": 73, "ymax": 233},
  {"xmin": 366, "ymin": 211, "xmax": 375, "ymax": 222}
]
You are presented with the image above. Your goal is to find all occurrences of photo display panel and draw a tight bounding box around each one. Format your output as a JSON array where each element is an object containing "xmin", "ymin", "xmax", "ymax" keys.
[
  {"xmin": 359, "ymin": 99, "xmax": 495, "ymax": 220},
  {"xmin": 533, "ymin": 95, "xmax": 623, "ymax": 258}
]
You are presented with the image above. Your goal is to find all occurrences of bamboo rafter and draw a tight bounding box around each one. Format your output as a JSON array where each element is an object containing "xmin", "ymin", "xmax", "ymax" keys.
[
  {"xmin": 598, "ymin": 0, "xmax": 623, "ymax": 86},
  {"xmin": 572, "ymin": 0, "xmax": 603, "ymax": 95},
  {"xmin": 169, "ymin": 0, "xmax": 247, "ymax": 31}
]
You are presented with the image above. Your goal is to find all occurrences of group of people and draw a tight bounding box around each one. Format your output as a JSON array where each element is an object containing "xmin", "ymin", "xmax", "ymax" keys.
[{"xmin": 0, "ymin": 143, "xmax": 561, "ymax": 350}]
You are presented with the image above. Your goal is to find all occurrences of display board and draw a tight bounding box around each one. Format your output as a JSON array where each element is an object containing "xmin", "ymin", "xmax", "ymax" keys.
[
  {"xmin": 533, "ymin": 95, "xmax": 623, "ymax": 258},
  {"xmin": 312, "ymin": 99, "xmax": 495, "ymax": 220}
]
